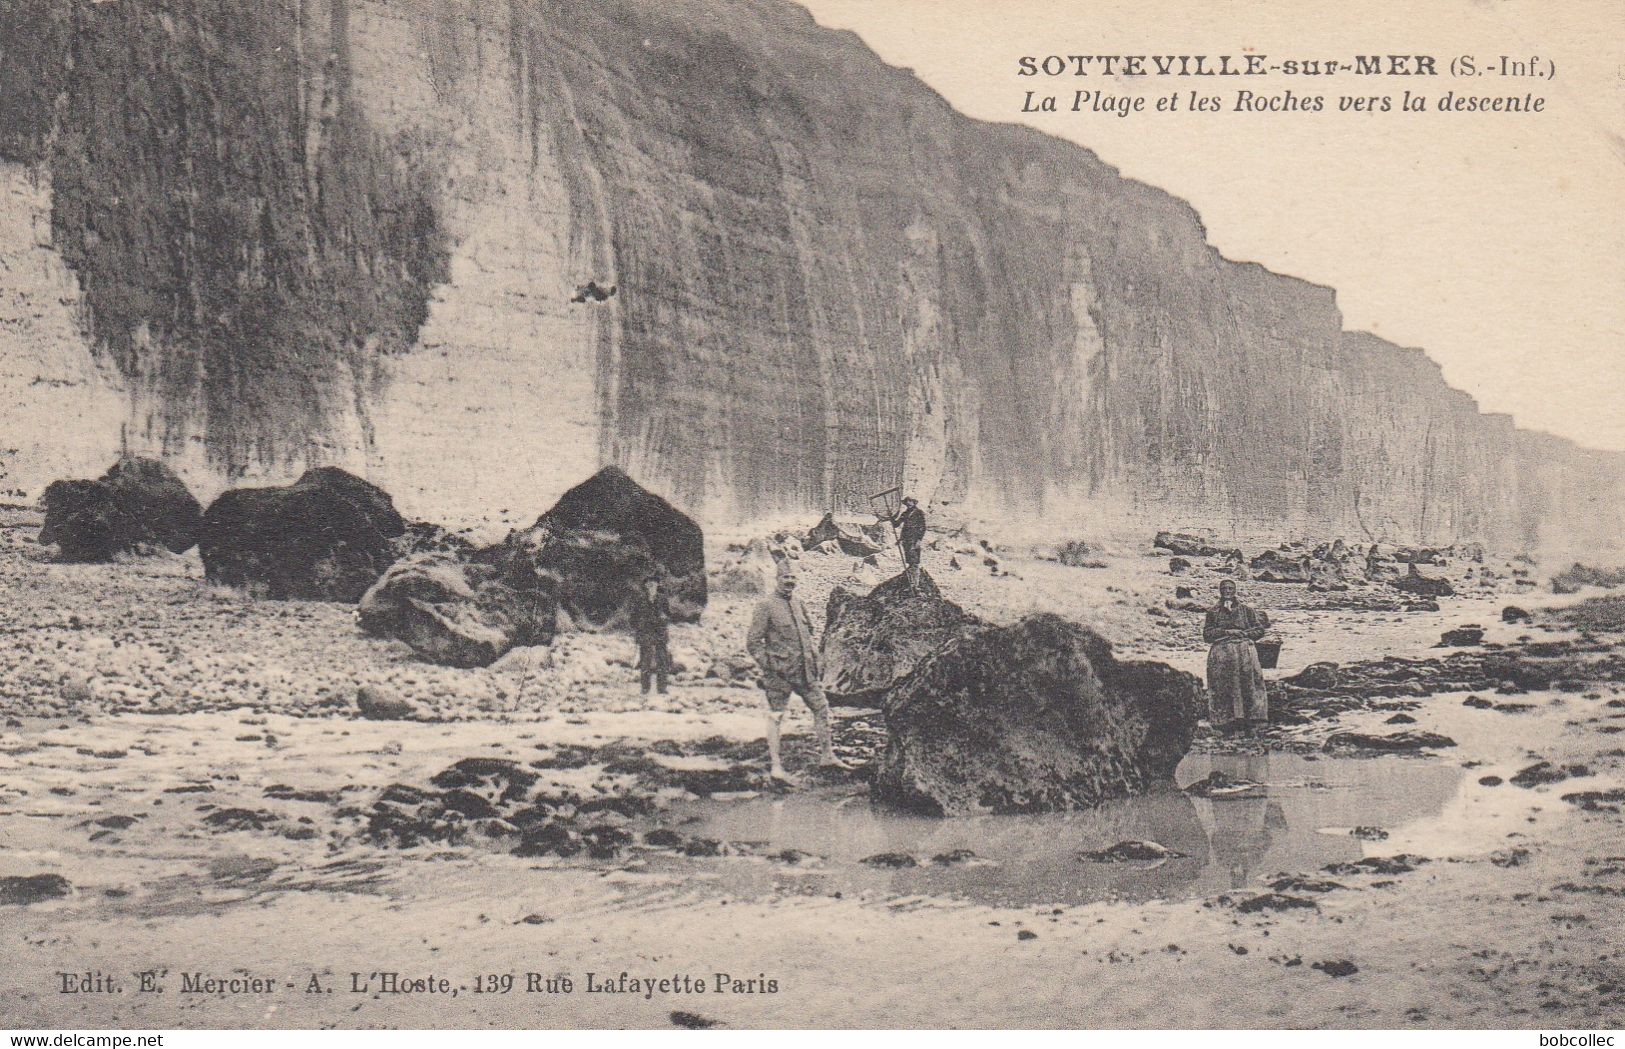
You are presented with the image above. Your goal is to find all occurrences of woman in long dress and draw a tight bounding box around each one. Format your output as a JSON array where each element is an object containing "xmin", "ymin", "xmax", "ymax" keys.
[{"xmin": 1203, "ymin": 580, "xmax": 1271, "ymax": 734}]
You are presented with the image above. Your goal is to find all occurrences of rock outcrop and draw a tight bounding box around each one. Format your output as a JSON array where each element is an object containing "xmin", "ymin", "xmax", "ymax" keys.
[
  {"xmin": 39, "ymin": 457, "xmax": 200, "ymax": 561},
  {"xmin": 874, "ymin": 613, "xmax": 1202, "ymax": 816},
  {"xmin": 1249, "ymin": 549, "xmax": 1311, "ymax": 584},
  {"xmin": 806, "ymin": 514, "xmax": 887, "ymax": 558},
  {"xmin": 1154, "ymin": 532, "xmax": 1231, "ymax": 558},
  {"xmin": 819, "ymin": 570, "xmax": 980, "ymax": 706},
  {"xmin": 1, "ymin": 0, "xmax": 1622, "ymax": 554},
  {"xmin": 357, "ymin": 552, "xmax": 557, "ymax": 667},
  {"xmin": 1389, "ymin": 563, "xmax": 1455, "ymax": 599},
  {"xmin": 491, "ymin": 467, "xmax": 705, "ymax": 631},
  {"xmin": 197, "ymin": 467, "xmax": 406, "ymax": 602}
]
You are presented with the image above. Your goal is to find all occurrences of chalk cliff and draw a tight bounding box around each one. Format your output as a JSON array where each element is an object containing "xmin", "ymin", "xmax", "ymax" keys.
[{"xmin": 1, "ymin": 0, "xmax": 1619, "ymax": 551}]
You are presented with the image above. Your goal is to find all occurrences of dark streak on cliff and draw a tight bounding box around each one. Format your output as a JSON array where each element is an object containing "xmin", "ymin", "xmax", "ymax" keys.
[{"xmin": 2, "ymin": 0, "xmax": 450, "ymax": 472}]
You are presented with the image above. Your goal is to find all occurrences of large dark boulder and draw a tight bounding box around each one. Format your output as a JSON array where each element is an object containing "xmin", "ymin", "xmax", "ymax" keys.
[
  {"xmin": 874, "ymin": 613, "xmax": 1203, "ymax": 816},
  {"xmin": 39, "ymin": 458, "xmax": 201, "ymax": 561},
  {"xmin": 357, "ymin": 553, "xmax": 556, "ymax": 667},
  {"xmin": 819, "ymin": 570, "xmax": 982, "ymax": 706},
  {"xmin": 489, "ymin": 467, "xmax": 705, "ymax": 630},
  {"xmin": 198, "ymin": 467, "xmax": 406, "ymax": 601}
]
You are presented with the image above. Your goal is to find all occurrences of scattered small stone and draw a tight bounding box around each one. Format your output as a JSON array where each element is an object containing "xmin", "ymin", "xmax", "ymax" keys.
[
  {"xmin": 774, "ymin": 848, "xmax": 820, "ymax": 865},
  {"xmin": 1490, "ymin": 848, "xmax": 1531, "ymax": 868},
  {"xmin": 1184, "ymin": 771, "xmax": 1265, "ymax": 799},
  {"xmin": 356, "ymin": 684, "xmax": 423, "ymax": 721},
  {"xmin": 642, "ymin": 828, "xmax": 684, "ymax": 848},
  {"xmin": 1234, "ymin": 893, "xmax": 1318, "ymax": 914},
  {"xmin": 0, "ymin": 874, "xmax": 72, "ymax": 905},
  {"xmin": 1267, "ymin": 875, "xmax": 1345, "ymax": 894},
  {"xmin": 1323, "ymin": 731, "xmax": 1456, "ymax": 753},
  {"xmin": 203, "ymin": 808, "xmax": 274, "ymax": 832},
  {"xmin": 1312, "ymin": 959, "xmax": 1359, "ymax": 978},
  {"xmin": 1350, "ymin": 826, "xmax": 1389, "ymax": 841},
  {"xmin": 1561, "ymin": 788, "xmax": 1625, "ymax": 813},
  {"xmin": 1478, "ymin": 775, "xmax": 1504, "ymax": 786},
  {"xmin": 1082, "ymin": 840, "xmax": 1187, "ymax": 863},
  {"xmin": 1510, "ymin": 762, "xmax": 1585, "ymax": 788},
  {"xmin": 860, "ymin": 851, "xmax": 917, "ymax": 868},
  {"xmin": 930, "ymin": 848, "xmax": 980, "ymax": 866},
  {"xmin": 1321, "ymin": 855, "xmax": 1428, "ymax": 876},
  {"xmin": 264, "ymin": 784, "xmax": 339, "ymax": 803},
  {"xmin": 1016, "ymin": 929, "xmax": 1038, "ymax": 941},
  {"xmin": 669, "ymin": 1011, "xmax": 722, "ymax": 1030},
  {"xmin": 514, "ymin": 823, "xmax": 581, "ymax": 858},
  {"xmin": 440, "ymin": 789, "xmax": 499, "ymax": 820}
]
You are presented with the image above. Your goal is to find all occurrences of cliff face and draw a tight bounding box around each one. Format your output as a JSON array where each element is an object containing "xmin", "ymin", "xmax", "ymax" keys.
[{"xmin": 1, "ymin": 0, "xmax": 1619, "ymax": 552}]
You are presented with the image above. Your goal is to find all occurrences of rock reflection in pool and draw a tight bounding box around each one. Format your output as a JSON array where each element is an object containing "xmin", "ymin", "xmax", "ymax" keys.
[{"xmin": 671, "ymin": 753, "xmax": 1463, "ymax": 908}]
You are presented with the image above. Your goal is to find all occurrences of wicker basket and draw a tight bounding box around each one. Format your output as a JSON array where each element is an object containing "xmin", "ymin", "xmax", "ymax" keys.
[{"xmin": 1255, "ymin": 639, "xmax": 1283, "ymax": 670}]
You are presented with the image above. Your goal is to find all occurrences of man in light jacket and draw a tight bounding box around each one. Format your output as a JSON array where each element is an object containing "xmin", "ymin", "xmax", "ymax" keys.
[{"xmin": 747, "ymin": 561, "xmax": 850, "ymax": 781}]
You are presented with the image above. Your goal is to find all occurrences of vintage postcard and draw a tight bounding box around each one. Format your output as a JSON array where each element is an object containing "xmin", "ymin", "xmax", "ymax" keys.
[{"xmin": 1, "ymin": 0, "xmax": 1622, "ymax": 1034}]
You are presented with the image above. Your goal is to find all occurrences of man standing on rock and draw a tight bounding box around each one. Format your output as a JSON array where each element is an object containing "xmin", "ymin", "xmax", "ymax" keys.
[
  {"xmin": 629, "ymin": 572, "xmax": 672, "ymax": 695},
  {"xmin": 890, "ymin": 496, "xmax": 927, "ymax": 590},
  {"xmin": 746, "ymin": 561, "xmax": 851, "ymax": 781},
  {"xmin": 1203, "ymin": 579, "xmax": 1271, "ymax": 734}
]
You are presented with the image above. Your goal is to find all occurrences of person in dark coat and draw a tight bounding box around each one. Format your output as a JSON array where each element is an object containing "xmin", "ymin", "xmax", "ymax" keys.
[
  {"xmin": 891, "ymin": 496, "xmax": 927, "ymax": 589},
  {"xmin": 1203, "ymin": 579, "xmax": 1271, "ymax": 734},
  {"xmin": 628, "ymin": 573, "xmax": 672, "ymax": 695}
]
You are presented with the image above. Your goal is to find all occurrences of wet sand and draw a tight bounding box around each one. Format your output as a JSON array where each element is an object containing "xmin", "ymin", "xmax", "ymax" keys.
[{"xmin": 2, "ymin": 510, "xmax": 1624, "ymax": 1028}]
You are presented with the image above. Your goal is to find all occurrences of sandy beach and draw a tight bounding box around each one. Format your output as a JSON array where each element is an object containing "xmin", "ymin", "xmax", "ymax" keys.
[{"xmin": 3, "ymin": 506, "xmax": 1624, "ymax": 1029}]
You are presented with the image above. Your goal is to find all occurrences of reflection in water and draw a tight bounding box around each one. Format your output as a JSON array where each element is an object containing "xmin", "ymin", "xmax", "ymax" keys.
[
  {"xmin": 1200, "ymin": 753, "xmax": 1289, "ymax": 890},
  {"xmin": 674, "ymin": 753, "xmax": 1464, "ymax": 909}
]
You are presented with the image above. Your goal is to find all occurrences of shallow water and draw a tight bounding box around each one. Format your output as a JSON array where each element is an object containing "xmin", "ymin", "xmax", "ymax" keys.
[{"xmin": 670, "ymin": 752, "xmax": 1465, "ymax": 908}]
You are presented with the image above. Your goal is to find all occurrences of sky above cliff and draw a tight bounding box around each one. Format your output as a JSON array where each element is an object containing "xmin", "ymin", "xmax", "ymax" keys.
[{"xmin": 799, "ymin": 0, "xmax": 1625, "ymax": 451}]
